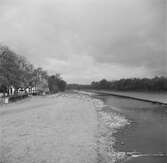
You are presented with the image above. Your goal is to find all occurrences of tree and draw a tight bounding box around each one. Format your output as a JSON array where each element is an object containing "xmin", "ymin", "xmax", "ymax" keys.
[
  {"xmin": 31, "ymin": 67, "xmax": 49, "ymax": 93},
  {"xmin": 0, "ymin": 45, "xmax": 50, "ymax": 95},
  {"xmin": 0, "ymin": 44, "xmax": 68, "ymax": 96},
  {"xmin": 0, "ymin": 45, "xmax": 22, "ymax": 92},
  {"xmin": 48, "ymin": 74, "xmax": 66, "ymax": 93},
  {"xmin": 89, "ymin": 77, "xmax": 167, "ymax": 91}
]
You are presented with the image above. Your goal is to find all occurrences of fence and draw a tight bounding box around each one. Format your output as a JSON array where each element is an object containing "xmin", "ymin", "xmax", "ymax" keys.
[
  {"xmin": 0, "ymin": 94, "xmax": 28, "ymax": 104},
  {"xmin": 0, "ymin": 97, "xmax": 3, "ymax": 104},
  {"xmin": 0, "ymin": 97, "xmax": 9, "ymax": 104}
]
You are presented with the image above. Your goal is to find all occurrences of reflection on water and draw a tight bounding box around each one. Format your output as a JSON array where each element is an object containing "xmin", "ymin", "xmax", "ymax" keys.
[{"xmin": 100, "ymin": 95, "xmax": 167, "ymax": 163}]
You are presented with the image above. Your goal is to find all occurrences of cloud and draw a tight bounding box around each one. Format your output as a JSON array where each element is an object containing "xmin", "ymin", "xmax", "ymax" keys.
[
  {"xmin": 0, "ymin": 0, "xmax": 166, "ymax": 83},
  {"xmin": 82, "ymin": 0, "xmax": 166, "ymax": 68}
]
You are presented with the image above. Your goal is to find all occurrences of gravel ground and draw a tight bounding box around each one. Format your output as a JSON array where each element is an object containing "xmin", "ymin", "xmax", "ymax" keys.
[
  {"xmin": 0, "ymin": 94, "xmax": 98, "ymax": 163},
  {"xmin": 0, "ymin": 93, "xmax": 128, "ymax": 163}
]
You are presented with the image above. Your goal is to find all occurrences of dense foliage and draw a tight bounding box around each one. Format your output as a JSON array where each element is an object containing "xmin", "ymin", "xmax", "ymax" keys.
[
  {"xmin": 0, "ymin": 45, "xmax": 33, "ymax": 92},
  {"xmin": 91, "ymin": 77, "xmax": 167, "ymax": 91},
  {"xmin": 48, "ymin": 74, "xmax": 67, "ymax": 93},
  {"xmin": 0, "ymin": 45, "xmax": 66, "ymax": 95},
  {"xmin": 68, "ymin": 77, "xmax": 167, "ymax": 92}
]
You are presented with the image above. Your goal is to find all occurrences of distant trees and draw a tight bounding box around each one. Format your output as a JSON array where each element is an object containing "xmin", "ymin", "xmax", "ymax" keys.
[
  {"xmin": 91, "ymin": 77, "xmax": 167, "ymax": 91},
  {"xmin": 0, "ymin": 44, "xmax": 67, "ymax": 95},
  {"xmin": 32, "ymin": 67, "xmax": 49, "ymax": 93},
  {"xmin": 67, "ymin": 84, "xmax": 90, "ymax": 90},
  {"xmin": 48, "ymin": 74, "xmax": 66, "ymax": 93},
  {"xmin": 67, "ymin": 77, "xmax": 167, "ymax": 92}
]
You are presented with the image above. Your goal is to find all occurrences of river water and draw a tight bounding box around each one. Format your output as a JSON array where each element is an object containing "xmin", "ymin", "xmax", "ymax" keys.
[{"xmin": 99, "ymin": 95, "xmax": 167, "ymax": 163}]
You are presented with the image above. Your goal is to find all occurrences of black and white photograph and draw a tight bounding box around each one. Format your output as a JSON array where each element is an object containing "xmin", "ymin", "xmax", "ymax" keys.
[{"xmin": 0, "ymin": 0, "xmax": 166, "ymax": 163}]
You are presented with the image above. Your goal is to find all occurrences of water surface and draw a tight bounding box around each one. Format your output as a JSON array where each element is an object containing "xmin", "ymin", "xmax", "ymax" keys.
[{"xmin": 100, "ymin": 95, "xmax": 167, "ymax": 163}]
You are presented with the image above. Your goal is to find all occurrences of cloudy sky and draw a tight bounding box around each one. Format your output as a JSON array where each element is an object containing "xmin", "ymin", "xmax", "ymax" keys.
[{"xmin": 0, "ymin": 0, "xmax": 166, "ymax": 83}]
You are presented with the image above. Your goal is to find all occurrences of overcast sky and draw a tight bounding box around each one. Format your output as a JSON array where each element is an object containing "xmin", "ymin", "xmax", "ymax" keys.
[{"xmin": 0, "ymin": 0, "xmax": 166, "ymax": 83}]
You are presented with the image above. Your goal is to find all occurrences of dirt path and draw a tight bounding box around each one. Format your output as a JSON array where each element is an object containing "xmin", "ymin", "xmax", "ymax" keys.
[{"xmin": 0, "ymin": 94, "xmax": 98, "ymax": 163}]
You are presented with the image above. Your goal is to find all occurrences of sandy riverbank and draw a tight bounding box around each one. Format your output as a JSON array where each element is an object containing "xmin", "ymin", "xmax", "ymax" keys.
[{"xmin": 0, "ymin": 93, "xmax": 128, "ymax": 163}]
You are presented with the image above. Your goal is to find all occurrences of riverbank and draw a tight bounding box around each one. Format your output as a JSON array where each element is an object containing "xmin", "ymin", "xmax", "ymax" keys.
[
  {"xmin": 74, "ymin": 91, "xmax": 130, "ymax": 162},
  {"xmin": 0, "ymin": 93, "xmax": 128, "ymax": 163}
]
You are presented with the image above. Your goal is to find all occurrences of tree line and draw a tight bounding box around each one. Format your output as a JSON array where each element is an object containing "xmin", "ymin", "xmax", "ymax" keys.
[
  {"xmin": 68, "ymin": 77, "xmax": 167, "ymax": 92},
  {"xmin": 0, "ymin": 45, "xmax": 66, "ymax": 96},
  {"xmin": 91, "ymin": 77, "xmax": 167, "ymax": 91}
]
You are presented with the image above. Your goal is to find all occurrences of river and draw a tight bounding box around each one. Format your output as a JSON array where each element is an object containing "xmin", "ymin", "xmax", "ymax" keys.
[{"xmin": 98, "ymin": 95, "xmax": 167, "ymax": 163}]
